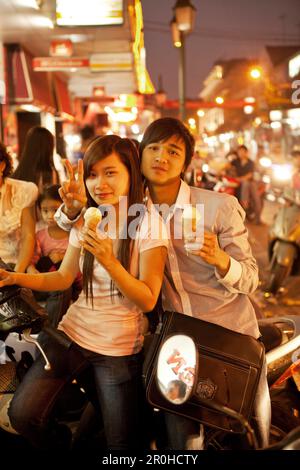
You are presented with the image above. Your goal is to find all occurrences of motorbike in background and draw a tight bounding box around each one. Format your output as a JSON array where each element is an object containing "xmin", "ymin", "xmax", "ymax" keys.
[
  {"xmin": 212, "ymin": 174, "xmax": 240, "ymax": 196},
  {"xmin": 264, "ymin": 162, "xmax": 294, "ymax": 204},
  {"xmin": 265, "ymin": 189, "xmax": 300, "ymax": 294}
]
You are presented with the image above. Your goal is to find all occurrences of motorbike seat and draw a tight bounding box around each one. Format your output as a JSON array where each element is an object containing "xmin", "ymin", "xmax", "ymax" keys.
[{"xmin": 259, "ymin": 323, "xmax": 282, "ymax": 352}]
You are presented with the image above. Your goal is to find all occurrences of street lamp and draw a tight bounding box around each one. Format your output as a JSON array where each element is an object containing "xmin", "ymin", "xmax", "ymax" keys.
[
  {"xmin": 171, "ymin": 0, "xmax": 196, "ymax": 122},
  {"xmin": 249, "ymin": 67, "xmax": 262, "ymax": 80}
]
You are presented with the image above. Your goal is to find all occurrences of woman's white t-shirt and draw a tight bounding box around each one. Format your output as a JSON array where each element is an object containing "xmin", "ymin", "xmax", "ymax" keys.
[{"xmin": 59, "ymin": 208, "xmax": 168, "ymax": 356}]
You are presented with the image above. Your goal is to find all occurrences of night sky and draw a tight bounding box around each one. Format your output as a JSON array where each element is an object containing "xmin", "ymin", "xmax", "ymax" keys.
[{"xmin": 142, "ymin": 0, "xmax": 300, "ymax": 99}]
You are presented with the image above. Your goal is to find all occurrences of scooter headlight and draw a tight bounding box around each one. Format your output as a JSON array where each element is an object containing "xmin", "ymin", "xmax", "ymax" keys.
[
  {"xmin": 272, "ymin": 164, "xmax": 293, "ymax": 182},
  {"xmin": 259, "ymin": 157, "xmax": 272, "ymax": 168}
]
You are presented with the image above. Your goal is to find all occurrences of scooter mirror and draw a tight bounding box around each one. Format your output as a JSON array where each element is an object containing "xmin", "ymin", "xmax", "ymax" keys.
[{"xmin": 156, "ymin": 334, "xmax": 197, "ymax": 405}]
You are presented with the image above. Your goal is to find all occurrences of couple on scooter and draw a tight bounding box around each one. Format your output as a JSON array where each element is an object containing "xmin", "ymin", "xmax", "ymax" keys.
[{"xmin": 0, "ymin": 118, "xmax": 270, "ymax": 451}]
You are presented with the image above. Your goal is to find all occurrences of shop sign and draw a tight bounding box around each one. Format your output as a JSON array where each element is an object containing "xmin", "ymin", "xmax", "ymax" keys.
[
  {"xmin": 56, "ymin": 0, "xmax": 123, "ymax": 26},
  {"xmin": 90, "ymin": 53, "xmax": 132, "ymax": 72},
  {"xmin": 50, "ymin": 40, "xmax": 73, "ymax": 57},
  {"xmin": 33, "ymin": 57, "xmax": 89, "ymax": 71}
]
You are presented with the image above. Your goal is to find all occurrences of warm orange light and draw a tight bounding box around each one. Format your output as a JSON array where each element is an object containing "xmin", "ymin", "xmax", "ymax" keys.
[
  {"xmin": 215, "ymin": 96, "xmax": 224, "ymax": 105},
  {"xmin": 250, "ymin": 67, "xmax": 261, "ymax": 80},
  {"xmin": 244, "ymin": 96, "xmax": 256, "ymax": 103},
  {"xmin": 244, "ymin": 105, "xmax": 254, "ymax": 114},
  {"xmin": 129, "ymin": 1, "xmax": 155, "ymax": 94}
]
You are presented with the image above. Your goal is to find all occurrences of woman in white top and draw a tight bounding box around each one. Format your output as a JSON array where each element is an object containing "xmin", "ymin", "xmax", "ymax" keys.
[
  {"xmin": 0, "ymin": 135, "xmax": 168, "ymax": 451},
  {"xmin": 0, "ymin": 142, "xmax": 38, "ymax": 272}
]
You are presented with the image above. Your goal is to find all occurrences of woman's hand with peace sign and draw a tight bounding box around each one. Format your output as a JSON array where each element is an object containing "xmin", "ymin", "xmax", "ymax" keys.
[{"xmin": 59, "ymin": 160, "xmax": 87, "ymax": 219}]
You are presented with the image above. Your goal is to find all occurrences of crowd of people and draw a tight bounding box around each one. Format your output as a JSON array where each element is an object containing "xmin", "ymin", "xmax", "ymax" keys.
[{"xmin": 0, "ymin": 118, "xmax": 270, "ymax": 451}]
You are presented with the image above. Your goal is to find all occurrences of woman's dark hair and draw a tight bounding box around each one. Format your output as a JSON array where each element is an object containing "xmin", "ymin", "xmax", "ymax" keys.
[
  {"xmin": 82, "ymin": 134, "xmax": 144, "ymax": 303},
  {"xmin": 139, "ymin": 117, "xmax": 195, "ymax": 171},
  {"xmin": 13, "ymin": 126, "xmax": 57, "ymax": 187},
  {"xmin": 130, "ymin": 138, "xmax": 140, "ymax": 151},
  {"xmin": 37, "ymin": 184, "xmax": 61, "ymax": 208},
  {"xmin": 0, "ymin": 142, "xmax": 13, "ymax": 179}
]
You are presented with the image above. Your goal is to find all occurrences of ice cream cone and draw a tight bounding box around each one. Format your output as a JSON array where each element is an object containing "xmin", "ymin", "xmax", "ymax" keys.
[
  {"xmin": 84, "ymin": 207, "xmax": 102, "ymax": 230},
  {"xmin": 80, "ymin": 207, "xmax": 102, "ymax": 255}
]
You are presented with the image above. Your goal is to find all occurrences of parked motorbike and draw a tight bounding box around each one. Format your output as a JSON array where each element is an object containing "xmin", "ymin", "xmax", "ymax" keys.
[
  {"xmin": 147, "ymin": 313, "xmax": 300, "ymax": 450},
  {"xmin": 189, "ymin": 314, "xmax": 300, "ymax": 450},
  {"xmin": 0, "ymin": 278, "xmax": 50, "ymax": 445},
  {"xmin": 2, "ymin": 255, "xmax": 300, "ymax": 451},
  {"xmin": 266, "ymin": 189, "xmax": 300, "ymax": 294},
  {"xmin": 0, "ymin": 271, "xmax": 90, "ymax": 451}
]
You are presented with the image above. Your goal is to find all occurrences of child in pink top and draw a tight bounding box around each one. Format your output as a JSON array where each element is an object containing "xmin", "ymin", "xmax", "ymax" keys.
[
  {"xmin": 28, "ymin": 185, "xmax": 69, "ymax": 273},
  {"xmin": 27, "ymin": 185, "xmax": 82, "ymax": 323}
]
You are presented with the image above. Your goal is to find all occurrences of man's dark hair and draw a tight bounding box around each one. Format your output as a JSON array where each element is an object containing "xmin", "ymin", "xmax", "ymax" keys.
[
  {"xmin": 237, "ymin": 145, "xmax": 248, "ymax": 152},
  {"xmin": 130, "ymin": 138, "xmax": 140, "ymax": 151}
]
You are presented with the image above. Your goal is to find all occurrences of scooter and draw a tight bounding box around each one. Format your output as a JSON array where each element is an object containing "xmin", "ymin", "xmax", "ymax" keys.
[
  {"xmin": 213, "ymin": 175, "xmax": 240, "ymax": 196},
  {"xmin": 147, "ymin": 313, "xmax": 300, "ymax": 450},
  {"xmin": 266, "ymin": 189, "xmax": 300, "ymax": 294},
  {"xmin": 187, "ymin": 314, "xmax": 300, "ymax": 449},
  {"xmin": 0, "ymin": 275, "xmax": 89, "ymax": 449},
  {"xmin": 2, "ymin": 264, "xmax": 300, "ymax": 451},
  {"xmin": 0, "ymin": 280, "xmax": 51, "ymax": 440}
]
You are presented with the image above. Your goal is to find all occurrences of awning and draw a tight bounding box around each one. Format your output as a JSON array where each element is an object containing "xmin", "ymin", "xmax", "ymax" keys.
[
  {"xmin": 5, "ymin": 44, "xmax": 55, "ymax": 112},
  {"xmin": 53, "ymin": 75, "xmax": 73, "ymax": 119}
]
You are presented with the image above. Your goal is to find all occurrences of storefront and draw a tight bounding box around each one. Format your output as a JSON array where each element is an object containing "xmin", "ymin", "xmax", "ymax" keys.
[{"xmin": 3, "ymin": 43, "xmax": 74, "ymax": 166}]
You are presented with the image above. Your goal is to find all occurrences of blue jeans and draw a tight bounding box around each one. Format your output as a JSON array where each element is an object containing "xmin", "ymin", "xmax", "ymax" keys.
[
  {"xmin": 9, "ymin": 333, "xmax": 144, "ymax": 451},
  {"xmin": 33, "ymin": 289, "xmax": 72, "ymax": 328},
  {"xmin": 240, "ymin": 180, "xmax": 263, "ymax": 222}
]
